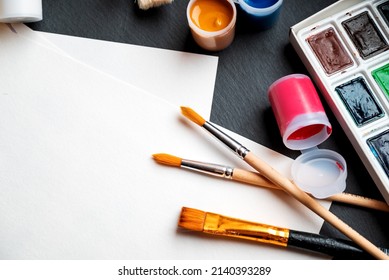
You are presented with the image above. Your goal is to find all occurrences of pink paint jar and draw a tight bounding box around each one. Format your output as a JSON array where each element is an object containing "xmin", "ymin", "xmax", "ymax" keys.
[
  {"xmin": 268, "ymin": 74, "xmax": 332, "ymax": 150},
  {"xmin": 268, "ymin": 74, "xmax": 347, "ymax": 198}
]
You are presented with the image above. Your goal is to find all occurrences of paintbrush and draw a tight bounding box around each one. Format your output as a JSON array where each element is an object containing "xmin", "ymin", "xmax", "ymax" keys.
[
  {"xmin": 136, "ymin": 0, "xmax": 173, "ymax": 10},
  {"xmin": 152, "ymin": 153, "xmax": 389, "ymax": 212},
  {"xmin": 179, "ymin": 106, "xmax": 389, "ymax": 260},
  {"xmin": 178, "ymin": 207, "xmax": 389, "ymax": 259}
]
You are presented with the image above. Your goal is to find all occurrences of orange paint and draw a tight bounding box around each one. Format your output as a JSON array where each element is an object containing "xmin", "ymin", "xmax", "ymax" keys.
[{"xmin": 190, "ymin": 0, "xmax": 234, "ymax": 32}]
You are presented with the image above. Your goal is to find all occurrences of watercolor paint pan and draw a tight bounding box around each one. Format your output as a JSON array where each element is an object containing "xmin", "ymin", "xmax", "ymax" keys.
[{"xmin": 290, "ymin": 0, "xmax": 389, "ymax": 204}]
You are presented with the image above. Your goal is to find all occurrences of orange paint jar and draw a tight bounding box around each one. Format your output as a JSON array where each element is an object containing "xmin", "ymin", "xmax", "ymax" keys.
[{"xmin": 187, "ymin": 0, "xmax": 237, "ymax": 51}]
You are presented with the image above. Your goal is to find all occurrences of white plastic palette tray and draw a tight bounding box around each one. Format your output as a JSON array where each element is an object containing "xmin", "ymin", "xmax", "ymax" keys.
[{"xmin": 290, "ymin": 0, "xmax": 389, "ymax": 204}]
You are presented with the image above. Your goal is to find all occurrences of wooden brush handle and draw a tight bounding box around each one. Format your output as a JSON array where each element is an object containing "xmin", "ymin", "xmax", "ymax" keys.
[
  {"xmin": 244, "ymin": 152, "xmax": 389, "ymax": 260},
  {"xmin": 328, "ymin": 193, "xmax": 389, "ymax": 212},
  {"xmin": 232, "ymin": 168, "xmax": 389, "ymax": 212},
  {"xmin": 232, "ymin": 168, "xmax": 279, "ymax": 190}
]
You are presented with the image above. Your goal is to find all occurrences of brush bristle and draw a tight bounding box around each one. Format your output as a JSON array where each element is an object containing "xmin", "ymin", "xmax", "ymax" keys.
[
  {"xmin": 152, "ymin": 153, "xmax": 182, "ymax": 167},
  {"xmin": 180, "ymin": 106, "xmax": 206, "ymax": 126},
  {"xmin": 178, "ymin": 207, "xmax": 206, "ymax": 232}
]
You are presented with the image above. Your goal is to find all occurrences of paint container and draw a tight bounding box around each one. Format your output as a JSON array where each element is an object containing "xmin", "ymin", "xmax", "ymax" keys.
[
  {"xmin": 268, "ymin": 74, "xmax": 347, "ymax": 199},
  {"xmin": 367, "ymin": 130, "xmax": 389, "ymax": 176},
  {"xmin": 0, "ymin": 0, "xmax": 42, "ymax": 23},
  {"xmin": 289, "ymin": 0, "xmax": 389, "ymax": 204},
  {"xmin": 237, "ymin": 0, "xmax": 283, "ymax": 30},
  {"xmin": 372, "ymin": 63, "xmax": 389, "ymax": 97},
  {"xmin": 186, "ymin": 0, "xmax": 237, "ymax": 51},
  {"xmin": 336, "ymin": 77, "xmax": 384, "ymax": 126},
  {"xmin": 306, "ymin": 27, "xmax": 354, "ymax": 75},
  {"xmin": 342, "ymin": 11, "xmax": 388, "ymax": 60}
]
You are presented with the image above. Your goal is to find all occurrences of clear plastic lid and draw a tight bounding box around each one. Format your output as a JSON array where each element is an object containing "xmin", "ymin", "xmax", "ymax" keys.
[{"xmin": 291, "ymin": 147, "xmax": 347, "ymax": 198}]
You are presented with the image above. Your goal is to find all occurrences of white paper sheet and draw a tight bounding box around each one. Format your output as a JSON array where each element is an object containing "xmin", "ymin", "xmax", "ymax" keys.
[
  {"xmin": 13, "ymin": 24, "xmax": 217, "ymax": 118},
  {"xmin": 0, "ymin": 24, "xmax": 329, "ymax": 260}
]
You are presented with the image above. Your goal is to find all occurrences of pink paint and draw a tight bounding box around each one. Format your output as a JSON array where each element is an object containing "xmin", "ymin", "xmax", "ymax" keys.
[{"xmin": 268, "ymin": 74, "xmax": 332, "ymax": 150}]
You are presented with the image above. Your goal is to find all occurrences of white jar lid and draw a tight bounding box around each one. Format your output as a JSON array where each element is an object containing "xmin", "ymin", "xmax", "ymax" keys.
[
  {"xmin": 291, "ymin": 147, "xmax": 347, "ymax": 198},
  {"xmin": 0, "ymin": 0, "xmax": 42, "ymax": 23}
]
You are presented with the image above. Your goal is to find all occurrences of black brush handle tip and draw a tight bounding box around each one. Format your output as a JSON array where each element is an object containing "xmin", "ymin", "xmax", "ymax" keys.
[{"xmin": 288, "ymin": 230, "xmax": 388, "ymax": 259}]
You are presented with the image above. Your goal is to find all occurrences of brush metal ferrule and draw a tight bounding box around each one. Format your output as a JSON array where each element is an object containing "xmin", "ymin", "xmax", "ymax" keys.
[
  {"xmin": 203, "ymin": 122, "xmax": 250, "ymax": 159},
  {"xmin": 181, "ymin": 159, "xmax": 234, "ymax": 179},
  {"xmin": 203, "ymin": 212, "xmax": 289, "ymax": 247}
]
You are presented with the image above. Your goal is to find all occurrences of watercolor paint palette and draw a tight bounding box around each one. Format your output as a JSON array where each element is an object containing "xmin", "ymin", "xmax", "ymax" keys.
[{"xmin": 290, "ymin": 0, "xmax": 389, "ymax": 204}]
